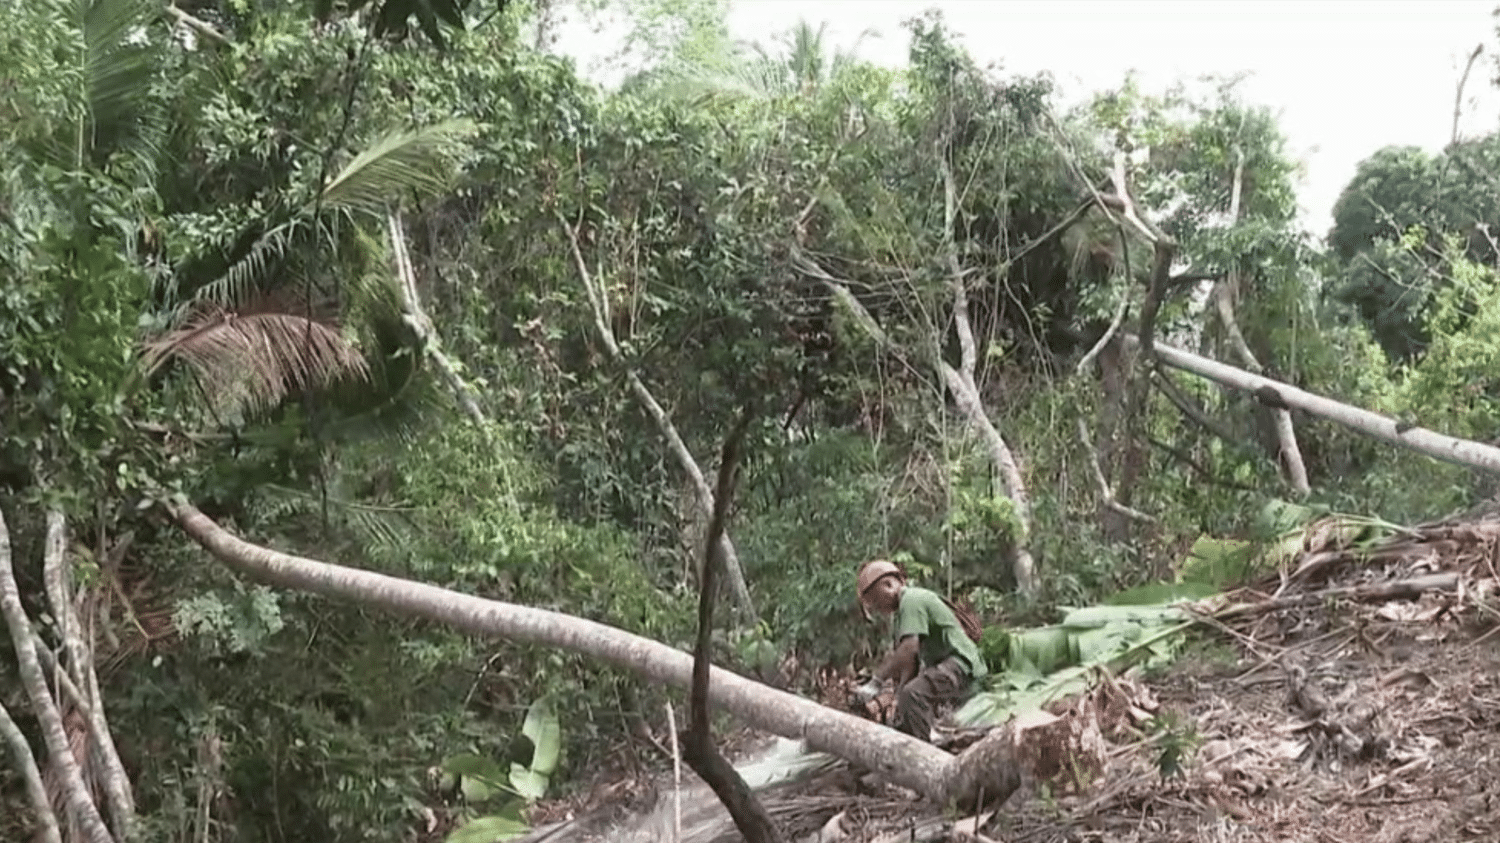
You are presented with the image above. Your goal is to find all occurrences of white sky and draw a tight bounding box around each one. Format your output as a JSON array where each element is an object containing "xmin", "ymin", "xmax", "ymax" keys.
[{"xmin": 552, "ymin": 0, "xmax": 1500, "ymax": 238}]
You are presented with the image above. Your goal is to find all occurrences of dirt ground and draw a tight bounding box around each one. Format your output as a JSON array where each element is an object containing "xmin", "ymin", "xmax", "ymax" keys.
[
  {"xmin": 512, "ymin": 509, "xmax": 1500, "ymax": 843},
  {"xmin": 991, "ymin": 614, "xmax": 1500, "ymax": 843}
]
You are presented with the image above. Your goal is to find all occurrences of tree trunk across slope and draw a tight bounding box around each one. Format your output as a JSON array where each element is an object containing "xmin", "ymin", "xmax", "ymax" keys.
[
  {"xmin": 168, "ymin": 502, "xmax": 1019, "ymax": 808},
  {"xmin": 1136, "ymin": 337, "xmax": 1500, "ymax": 475}
]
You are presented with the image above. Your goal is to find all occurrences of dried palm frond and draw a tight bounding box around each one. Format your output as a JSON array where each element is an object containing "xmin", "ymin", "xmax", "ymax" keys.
[{"xmin": 143, "ymin": 303, "xmax": 371, "ymax": 417}]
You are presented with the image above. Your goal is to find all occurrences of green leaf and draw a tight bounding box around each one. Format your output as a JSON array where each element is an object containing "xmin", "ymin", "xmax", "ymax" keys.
[
  {"xmin": 520, "ymin": 695, "xmax": 561, "ymax": 776},
  {"xmin": 446, "ymin": 814, "xmax": 530, "ymax": 843},
  {"xmin": 1105, "ymin": 581, "xmax": 1219, "ymax": 606},
  {"xmin": 1059, "ymin": 604, "xmax": 1189, "ymax": 629},
  {"xmin": 441, "ymin": 753, "xmax": 515, "ymax": 803},
  {"xmin": 1178, "ymin": 535, "xmax": 1254, "ymax": 588},
  {"xmin": 79, "ymin": 0, "xmax": 157, "ymax": 162},
  {"xmin": 508, "ymin": 764, "xmax": 546, "ymax": 802},
  {"xmin": 315, "ymin": 120, "xmax": 479, "ymax": 218}
]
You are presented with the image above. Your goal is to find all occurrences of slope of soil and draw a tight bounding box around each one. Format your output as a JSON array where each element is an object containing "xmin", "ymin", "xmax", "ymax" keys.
[{"xmin": 514, "ymin": 507, "xmax": 1500, "ymax": 843}]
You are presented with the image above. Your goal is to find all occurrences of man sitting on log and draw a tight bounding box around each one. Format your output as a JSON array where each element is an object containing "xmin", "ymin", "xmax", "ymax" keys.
[{"xmin": 852, "ymin": 559, "xmax": 987, "ymax": 742}]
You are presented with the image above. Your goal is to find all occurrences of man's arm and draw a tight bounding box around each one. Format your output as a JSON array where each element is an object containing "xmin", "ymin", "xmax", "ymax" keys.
[{"xmin": 875, "ymin": 635, "xmax": 920, "ymax": 686}]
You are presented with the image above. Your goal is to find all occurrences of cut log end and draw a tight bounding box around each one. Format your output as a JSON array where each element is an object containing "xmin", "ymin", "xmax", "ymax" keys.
[{"xmin": 944, "ymin": 728, "xmax": 1024, "ymax": 813}]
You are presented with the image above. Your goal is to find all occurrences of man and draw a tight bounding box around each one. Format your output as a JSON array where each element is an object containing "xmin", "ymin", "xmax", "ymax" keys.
[{"xmin": 852, "ymin": 559, "xmax": 987, "ymax": 742}]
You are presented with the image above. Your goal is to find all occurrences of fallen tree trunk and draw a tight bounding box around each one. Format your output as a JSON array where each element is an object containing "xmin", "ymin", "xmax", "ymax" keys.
[
  {"xmin": 169, "ymin": 502, "xmax": 1019, "ymax": 808},
  {"xmin": 1132, "ymin": 337, "xmax": 1500, "ymax": 476}
]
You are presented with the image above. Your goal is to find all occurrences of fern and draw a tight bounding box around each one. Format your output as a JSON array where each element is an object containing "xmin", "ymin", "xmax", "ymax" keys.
[{"xmin": 189, "ymin": 119, "xmax": 477, "ymax": 309}]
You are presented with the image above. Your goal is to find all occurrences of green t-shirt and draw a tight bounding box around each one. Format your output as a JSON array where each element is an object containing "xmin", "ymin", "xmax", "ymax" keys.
[{"xmin": 892, "ymin": 586, "xmax": 987, "ymax": 683}]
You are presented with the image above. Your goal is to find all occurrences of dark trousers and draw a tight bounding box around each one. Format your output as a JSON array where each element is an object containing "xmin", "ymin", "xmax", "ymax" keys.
[{"xmin": 894, "ymin": 656, "xmax": 971, "ymax": 742}]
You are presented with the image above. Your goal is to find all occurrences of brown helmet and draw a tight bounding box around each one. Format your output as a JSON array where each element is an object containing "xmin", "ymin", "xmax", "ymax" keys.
[{"xmin": 856, "ymin": 558, "xmax": 903, "ymax": 600}]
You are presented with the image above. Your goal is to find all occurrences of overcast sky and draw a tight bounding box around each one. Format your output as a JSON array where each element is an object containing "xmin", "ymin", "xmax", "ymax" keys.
[{"xmin": 553, "ymin": 0, "xmax": 1500, "ymax": 238}]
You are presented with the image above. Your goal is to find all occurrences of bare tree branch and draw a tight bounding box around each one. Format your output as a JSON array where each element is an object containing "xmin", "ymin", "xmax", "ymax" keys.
[
  {"xmin": 939, "ymin": 156, "xmax": 1037, "ymax": 594},
  {"xmin": 941, "ymin": 160, "xmax": 978, "ymax": 379},
  {"xmin": 388, "ymin": 210, "xmax": 489, "ymax": 427},
  {"xmin": 1152, "ymin": 370, "xmax": 1246, "ymax": 450},
  {"xmin": 1074, "ymin": 289, "xmax": 1130, "ymax": 378},
  {"xmin": 1146, "ymin": 437, "xmax": 1259, "ymax": 492},
  {"xmin": 798, "ymin": 239, "xmax": 1037, "ymax": 594},
  {"xmin": 1108, "ymin": 150, "xmax": 1173, "ymax": 246},
  {"xmin": 1212, "ymin": 145, "xmax": 1310, "ymax": 496},
  {"xmin": 41, "ymin": 511, "xmax": 133, "ymax": 837},
  {"xmin": 560, "ymin": 215, "xmax": 757, "ymax": 623},
  {"xmin": 0, "ymin": 509, "xmax": 114, "ymax": 843},
  {"xmin": 164, "ymin": 4, "xmax": 230, "ymax": 46},
  {"xmin": 0, "ymin": 697, "xmax": 61, "ymax": 843},
  {"xmin": 1452, "ymin": 43, "xmax": 1485, "ymax": 145},
  {"xmin": 1076, "ymin": 419, "xmax": 1156, "ymax": 524}
]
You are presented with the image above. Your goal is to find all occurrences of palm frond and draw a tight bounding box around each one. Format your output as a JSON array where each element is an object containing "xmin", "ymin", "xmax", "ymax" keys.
[
  {"xmin": 318, "ymin": 328, "xmax": 449, "ymax": 446},
  {"xmin": 315, "ymin": 120, "xmax": 478, "ymax": 218},
  {"xmin": 143, "ymin": 304, "xmax": 371, "ymax": 418},
  {"xmin": 255, "ymin": 484, "xmax": 419, "ymax": 561},
  {"xmin": 79, "ymin": 0, "xmax": 157, "ymax": 163},
  {"xmin": 190, "ymin": 219, "xmax": 304, "ymax": 308}
]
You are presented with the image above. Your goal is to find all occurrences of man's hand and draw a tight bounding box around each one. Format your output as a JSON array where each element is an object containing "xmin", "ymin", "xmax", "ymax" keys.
[{"xmin": 852, "ymin": 677, "xmax": 884, "ymax": 704}]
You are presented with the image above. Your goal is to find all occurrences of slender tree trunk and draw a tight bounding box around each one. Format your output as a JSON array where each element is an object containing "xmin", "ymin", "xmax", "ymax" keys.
[
  {"xmin": 170, "ymin": 501, "xmax": 1020, "ymax": 808},
  {"xmin": 683, "ymin": 413, "xmax": 784, "ymax": 843},
  {"xmin": 0, "ymin": 508, "xmax": 115, "ymax": 843},
  {"xmin": 0, "ymin": 698, "xmax": 62, "ymax": 843},
  {"xmin": 560, "ymin": 217, "xmax": 757, "ymax": 623},
  {"xmin": 1213, "ymin": 147, "xmax": 1310, "ymax": 496},
  {"xmin": 928, "ymin": 159, "xmax": 1039, "ymax": 592},
  {"xmin": 1136, "ymin": 337, "xmax": 1500, "ymax": 475},
  {"xmin": 1114, "ymin": 240, "xmax": 1177, "ymax": 516},
  {"xmin": 41, "ymin": 511, "xmax": 133, "ymax": 839},
  {"xmin": 388, "ymin": 210, "xmax": 489, "ymax": 428},
  {"xmin": 937, "ymin": 364, "xmax": 1037, "ymax": 591}
]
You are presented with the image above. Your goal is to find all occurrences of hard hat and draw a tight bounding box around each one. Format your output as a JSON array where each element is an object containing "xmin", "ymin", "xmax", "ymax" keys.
[{"xmin": 856, "ymin": 559, "xmax": 903, "ymax": 599}]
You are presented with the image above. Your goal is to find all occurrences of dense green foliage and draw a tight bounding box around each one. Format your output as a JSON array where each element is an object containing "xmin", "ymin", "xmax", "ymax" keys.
[{"xmin": 6, "ymin": 2, "xmax": 1500, "ymax": 841}]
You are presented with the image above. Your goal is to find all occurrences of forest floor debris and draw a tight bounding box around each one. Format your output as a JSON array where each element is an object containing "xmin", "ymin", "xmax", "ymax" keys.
[{"xmin": 512, "ymin": 505, "xmax": 1500, "ymax": 843}]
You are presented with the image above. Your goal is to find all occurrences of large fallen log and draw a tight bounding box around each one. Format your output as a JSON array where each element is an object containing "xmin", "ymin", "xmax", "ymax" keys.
[
  {"xmin": 1131, "ymin": 336, "xmax": 1500, "ymax": 476},
  {"xmin": 169, "ymin": 502, "xmax": 1020, "ymax": 810}
]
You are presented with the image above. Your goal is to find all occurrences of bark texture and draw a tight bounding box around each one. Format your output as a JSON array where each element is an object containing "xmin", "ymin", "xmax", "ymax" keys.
[
  {"xmin": 1139, "ymin": 338, "xmax": 1500, "ymax": 476},
  {"xmin": 0, "ymin": 508, "xmax": 115, "ymax": 843},
  {"xmin": 171, "ymin": 502, "xmax": 1020, "ymax": 807}
]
